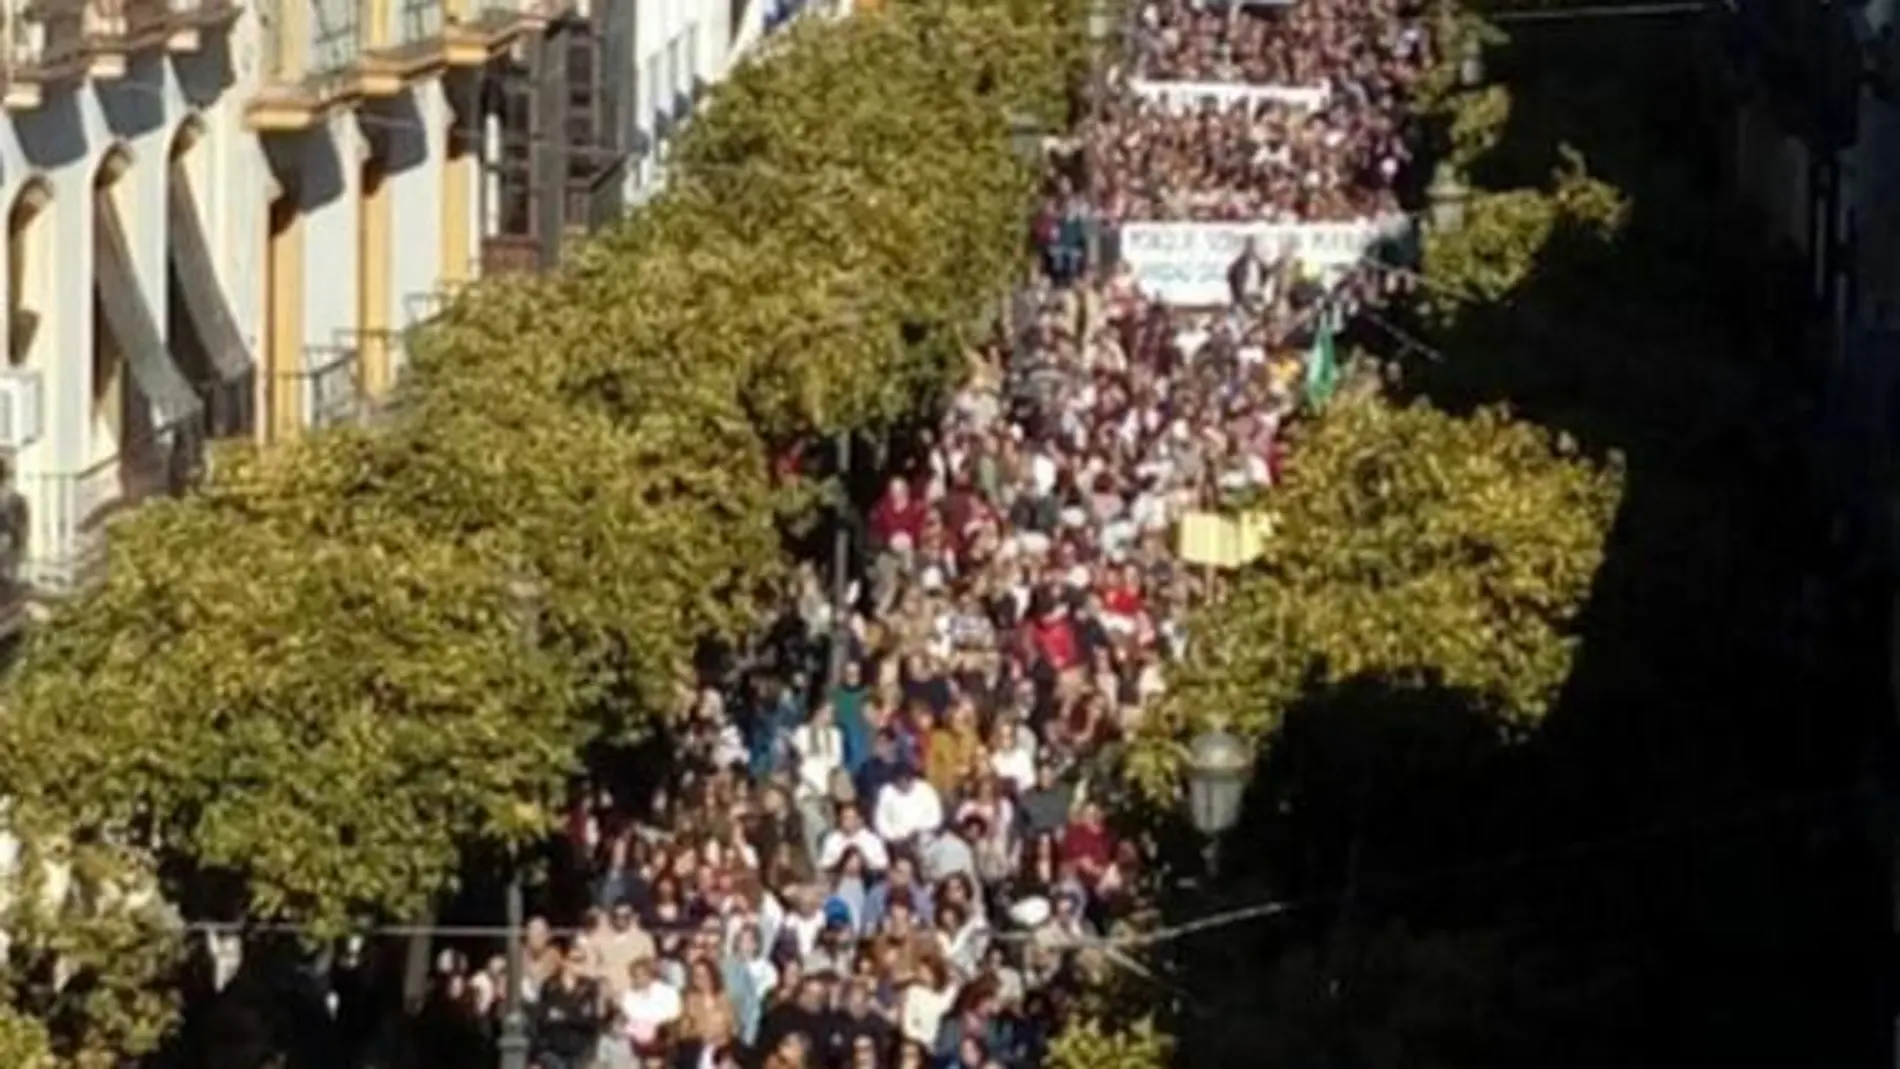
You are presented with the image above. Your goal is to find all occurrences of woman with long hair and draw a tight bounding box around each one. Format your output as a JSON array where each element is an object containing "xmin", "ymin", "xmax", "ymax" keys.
[{"xmin": 678, "ymin": 956, "xmax": 737, "ymax": 1049}]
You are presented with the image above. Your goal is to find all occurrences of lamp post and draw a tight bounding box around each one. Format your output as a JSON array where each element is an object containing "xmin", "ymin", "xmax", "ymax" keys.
[
  {"xmin": 1459, "ymin": 38, "xmax": 1485, "ymax": 89},
  {"xmin": 1007, "ymin": 112, "xmax": 1047, "ymax": 165},
  {"xmin": 825, "ymin": 429, "xmax": 852, "ymax": 696},
  {"xmin": 497, "ymin": 569, "xmax": 546, "ymax": 1069},
  {"xmin": 1428, "ymin": 162, "xmax": 1471, "ymax": 234},
  {"xmin": 1187, "ymin": 726, "xmax": 1252, "ymax": 880}
]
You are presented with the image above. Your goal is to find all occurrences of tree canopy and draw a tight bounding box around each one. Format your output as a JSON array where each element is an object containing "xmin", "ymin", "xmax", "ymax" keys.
[
  {"xmin": 1127, "ymin": 390, "xmax": 1620, "ymax": 797},
  {"xmin": 0, "ymin": 1, "xmax": 1085, "ymax": 1062}
]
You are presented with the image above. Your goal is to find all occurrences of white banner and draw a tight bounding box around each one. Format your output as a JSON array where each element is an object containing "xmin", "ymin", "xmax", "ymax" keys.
[
  {"xmin": 1128, "ymin": 79, "xmax": 1330, "ymax": 113},
  {"xmin": 1118, "ymin": 218, "xmax": 1412, "ymax": 306}
]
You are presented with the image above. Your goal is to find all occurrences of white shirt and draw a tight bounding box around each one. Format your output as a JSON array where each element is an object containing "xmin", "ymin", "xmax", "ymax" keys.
[
  {"xmin": 1030, "ymin": 453, "xmax": 1059, "ymax": 496},
  {"xmin": 874, "ymin": 780, "xmax": 945, "ymax": 843},
  {"xmin": 791, "ymin": 723, "xmax": 843, "ymax": 800},
  {"xmin": 784, "ymin": 909, "xmax": 825, "ymax": 959},
  {"xmin": 990, "ymin": 747, "xmax": 1035, "ymax": 793},
  {"xmin": 900, "ymin": 982, "xmax": 958, "ymax": 1046},
  {"xmin": 818, "ymin": 826, "xmax": 891, "ymax": 873},
  {"xmin": 619, "ymin": 981, "xmax": 681, "ymax": 1039}
]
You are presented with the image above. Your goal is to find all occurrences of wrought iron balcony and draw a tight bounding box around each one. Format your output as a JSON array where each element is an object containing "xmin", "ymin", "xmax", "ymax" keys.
[
  {"xmin": 92, "ymin": 0, "xmax": 172, "ymax": 57},
  {"xmin": 8, "ymin": 0, "xmax": 91, "ymax": 100},
  {"xmin": 251, "ymin": 0, "xmax": 564, "ymax": 129},
  {"xmin": 281, "ymin": 344, "xmax": 364, "ymax": 430},
  {"xmin": 166, "ymin": 0, "xmax": 240, "ymax": 35},
  {"xmin": 306, "ymin": 0, "xmax": 363, "ymax": 82},
  {"xmin": 2, "ymin": 0, "xmax": 236, "ymax": 101},
  {"xmin": 372, "ymin": 0, "xmax": 562, "ymax": 70},
  {"xmin": 20, "ymin": 434, "xmax": 197, "ymax": 596},
  {"xmin": 247, "ymin": 0, "xmax": 364, "ymax": 127}
]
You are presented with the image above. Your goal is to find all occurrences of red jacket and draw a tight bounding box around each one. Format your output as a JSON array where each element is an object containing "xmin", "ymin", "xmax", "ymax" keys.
[
  {"xmin": 1028, "ymin": 615, "xmax": 1080, "ymax": 673},
  {"xmin": 868, "ymin": 492, "xmax": 928, "ymax": 548}
]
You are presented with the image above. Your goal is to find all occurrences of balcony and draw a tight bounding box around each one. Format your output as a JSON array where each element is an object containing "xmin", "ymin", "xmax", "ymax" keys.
[
  {"xmin": 248, "ymin": 0, "xmax": 564, "ymax": 131},
  {"xmin": 20, "ymin": 436, "xmax": 197, "ymax": 597},
  {"xmin": 440, "ymin": 0, "xmax": 552, "ymax": 63},
  {"xmin": 91, "ymin": 0, "xmax": 173, "ymax": 67},
  {"xmin": 280, "ymin": 344, "xmax": 364, "ymax": 430},
  {"xmin": 2, "ymin": 0, "xmax": 239, "ymax": 108},
  {"xmin": 164, "ymin": 0, "xmax": 242, "ymax": 53},
  {"xmin": 8, "ymin": 0, "xmax": 91, "ymax": 105}
]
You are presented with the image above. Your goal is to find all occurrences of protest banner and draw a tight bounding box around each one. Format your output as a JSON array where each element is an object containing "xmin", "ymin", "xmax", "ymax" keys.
[
  {"xmin": 1118, "ymin": 218, "xmax": 1412, "ymax": 306},
  {"xmin": 1128, "ymin": 79, "xmax": 1329, "ymax": 113},
  {"xmin": 1177, "ymin": 510, "xmax": 1276, "ymax": 570}
]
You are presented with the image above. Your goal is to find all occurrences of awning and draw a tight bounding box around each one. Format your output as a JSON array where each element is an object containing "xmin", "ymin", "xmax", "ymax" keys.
[
  {"xmin": 167, "ymin": 166, "xmax": 252, "ymax": 386},
  {"xmin": 167, "ymin": 164, "xmax": 255, "ymax": 437},
  {"xmin": 93, "ymin": 191, "xmax": 205, "ymax": 436}
]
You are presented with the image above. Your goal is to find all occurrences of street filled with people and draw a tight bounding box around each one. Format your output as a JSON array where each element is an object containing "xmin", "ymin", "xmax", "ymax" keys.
[
  {"xmin": 1098, "ymin": 0, "xmax": 1431, "ymax": 222},
  {"xmin": 410, "ymin": 4, "xmax": 1426, "ymax": 1069}
]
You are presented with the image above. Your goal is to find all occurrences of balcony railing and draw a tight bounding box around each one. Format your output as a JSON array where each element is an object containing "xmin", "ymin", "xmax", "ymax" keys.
[
  {"xmin": 307, "ymin": 0, "xmax": 361, "ymax": 81},
  {"xmin": 252, "ymin": 0, "xmax": 562, "ymax": 127},
  {"xmin": 167, "ymin": 0, "xmax": 239, "ymax": 29},
  {"xmin": 390, "ymin": 0, "xmax": 444, "ymax": 50},
  {"xmin": 3, "ymin": 0, "xmax": 231, "ymax": 95},
  {"xmin": 286, "ymin": 345, "xmax": 364, "ymax": 429},
  {"xmin": 10, "ymin": 0, "xmax": 90, "ymax": 86},
  {"xmin": 20, "ymin": 435, "xmax": 192, "ymax": 595},
  {"xmin": 96, "ymin": 0, "xmax": 171, "ymax": 48}
]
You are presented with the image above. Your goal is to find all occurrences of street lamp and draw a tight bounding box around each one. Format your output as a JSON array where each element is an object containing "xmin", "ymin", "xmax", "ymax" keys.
[
  {"xmin": 1007, "ymin": 112, "xmax": 1048, "ymax": 165},
  {"xmin": 1428, "ymin": 162, "xmax": 1470, "ymax": 234},
  {"xmin": 497, "ymin": 568, "xmax": 546, "ymax": 1069},
  {"xmin": 1187, "ymin": 726, "xmax": 1252, "ymax": 879},
  {"xmin": 1459, "ymin": 38, "xmax": 1485, "ymax": 89}
]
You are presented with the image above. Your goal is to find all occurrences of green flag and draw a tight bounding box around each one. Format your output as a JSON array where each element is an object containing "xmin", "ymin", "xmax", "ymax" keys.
[{"xmin": 1303, "ymin": 310, "xmax": 1339, "ymax": 409}]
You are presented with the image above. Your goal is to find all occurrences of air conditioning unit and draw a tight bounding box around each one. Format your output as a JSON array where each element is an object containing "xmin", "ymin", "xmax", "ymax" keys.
[{"xmin": 0, "ymin": 369, "xmax": 45, "ymax": 451}]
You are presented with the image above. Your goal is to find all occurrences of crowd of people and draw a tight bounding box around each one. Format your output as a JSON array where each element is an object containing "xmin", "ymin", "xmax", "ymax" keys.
[
  {"xmin": 402, "ymin": 1, "xmax": 1425, "ymax": 1067},
  {"xmin": 1086, "ymin": 93, "xmax": 1409, "ymax": 223},
  {"xmin": 1089, "ymin": 0, "xmax": 1433, "ymax": 221}
]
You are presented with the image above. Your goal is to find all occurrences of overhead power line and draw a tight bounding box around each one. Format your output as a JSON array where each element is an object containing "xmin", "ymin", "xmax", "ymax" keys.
[
  {"xmin": 175, "ymin": 781, "xmax": 1863, "ymax": 949},
  {"xmin": 1490, "ymin": 1, "xmax": 1711, "ymax": 24}
]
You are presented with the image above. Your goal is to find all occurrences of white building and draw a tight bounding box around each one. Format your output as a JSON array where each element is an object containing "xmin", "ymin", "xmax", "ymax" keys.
[
  {"xmin": 0, "ymin": 0, "xmax": 764, "ymax": 636},
  {"xmin": 622, "ymin": 0, "xmax": 833, "ymax": 203}
]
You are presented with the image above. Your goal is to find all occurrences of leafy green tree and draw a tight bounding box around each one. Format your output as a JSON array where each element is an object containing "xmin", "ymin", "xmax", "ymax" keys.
[
  {"xmin": 0, "ymin": 2, "xmax": 1082, "ymax": 1062},
  {"xmin": 1, "ymin": 831, "xmax": 179, "ymax": 1069},
  {"xmin": 0, "ymin": 433, "xmax": 581, "ymax": 930},
  {"xmin": 1045, "ymin": 1016, "xmax": 1173, "ymax": 1069},
  {"xmin": 1129, "ymin": 392, "xmax": 1620, "ymax": 797}
]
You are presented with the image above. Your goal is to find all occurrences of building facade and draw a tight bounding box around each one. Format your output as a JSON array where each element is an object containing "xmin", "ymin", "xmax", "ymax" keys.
[{"xmin": 0, "ymin": 0, "xmax": 769, "ymax": 635}]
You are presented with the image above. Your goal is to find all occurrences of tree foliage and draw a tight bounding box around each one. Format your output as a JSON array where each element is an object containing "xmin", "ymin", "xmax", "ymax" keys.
[
  {"xmin": 1419, "ymin": 150, "xmax": 1627, "ymax": 318},
  {"xmin": 1128, "ymin": 392, "xmax": 1620, "ymax": 797},
  {"xmin": 0, "ymin": 831, "xmax": 180, "ymax": 1069},
  {"xmin": 1045, "ymin": 1015, "xmax": 1173, "ymax": 1069},
  {"xmin": 0, "ymin": 2, "xmax": 1083, "ymax": 1062}
]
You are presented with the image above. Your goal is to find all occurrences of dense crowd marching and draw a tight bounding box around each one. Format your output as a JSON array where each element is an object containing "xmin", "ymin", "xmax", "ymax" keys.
[
  {"xmin": 1097, "ymin": 0, "xmax": 1432, "ymax": 221},
  {"xmin": 412, "ymin": 3, "xmax": 1425, "ymax": 1068}
]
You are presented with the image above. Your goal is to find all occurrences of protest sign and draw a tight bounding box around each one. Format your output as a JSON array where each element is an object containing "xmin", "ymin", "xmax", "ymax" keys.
[
  {"xmin": 1118, "ymin": 218, "xmax": 1412, "ymax": 306},
  {"xmin": 1128, "ymin": 78, "xmax": 1329, "ymax": 113},
  {"xmin": 1177, "ymin": 510, "xmax": 1277, "ymax": 570}
]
